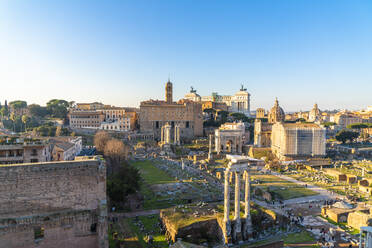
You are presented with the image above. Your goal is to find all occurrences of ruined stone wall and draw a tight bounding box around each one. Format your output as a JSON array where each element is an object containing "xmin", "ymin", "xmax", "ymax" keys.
[
  {"xmin": 0, "ymin": 210, "xmax": 98, "ymax": 248},
  {"xmin": 0, "ymin": 159, "xmax": 106, "ymax": 214},
  {"xmin": 348, "ymin": 211, "xmax": 372, "ymax": 230},
  {"xmin": 0, "ymin": 158, "xmax": 108, "ymax": 248}
]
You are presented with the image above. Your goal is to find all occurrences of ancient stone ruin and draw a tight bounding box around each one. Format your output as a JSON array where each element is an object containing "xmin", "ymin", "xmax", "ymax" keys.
[
  {"xmin": 0, "ymin": 156, "xmax": 108, "ymax": 248},
  {"xmin": 222, "ymin": 155, "xmax": 253, "ymax": 244}
]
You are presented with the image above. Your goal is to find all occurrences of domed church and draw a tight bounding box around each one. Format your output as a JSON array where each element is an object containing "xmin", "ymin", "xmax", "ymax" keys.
[{"xmin": 268, "ymin": 98, "xmax": 285, "ymax": 123}]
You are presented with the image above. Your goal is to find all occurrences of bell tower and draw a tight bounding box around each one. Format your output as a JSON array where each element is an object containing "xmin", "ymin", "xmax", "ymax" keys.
[{"xmin": 165, "ymin": 80, "xmax": 173, "ymax": 103}]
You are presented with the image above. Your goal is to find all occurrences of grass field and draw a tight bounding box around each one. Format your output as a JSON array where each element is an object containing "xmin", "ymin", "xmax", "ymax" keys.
[
  {"xmin": 130, "ymin": 160, "xmax": 191, "ymax": 210},
  {"xmin": 251, "ymin": 174, "xmax": 319, "ymax": 200},
  {"xmin": 131, "ymin": 160, "xmax": 175, "ymax": 185}
]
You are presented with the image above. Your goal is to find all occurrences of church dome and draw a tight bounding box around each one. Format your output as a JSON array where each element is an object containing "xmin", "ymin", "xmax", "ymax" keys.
[
  {"xmin": 308, "ymin": 103, "xmax": 322, "ymax": 122},
  {"xmin": 268, "ymin": 98, "xmax": 285, "ymax": 123}
]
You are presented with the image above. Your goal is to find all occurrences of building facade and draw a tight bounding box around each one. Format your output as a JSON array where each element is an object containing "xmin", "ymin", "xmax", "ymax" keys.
[
  {"xmin": 0, "ymin": 141, "xmax": 52, "ymax": 165},
  {"xmin": 69, "ymin": 111, "xmax": 105, "ymax": 129},
  {"xmin": 271, "ymin": 122, "xmax": 326, "ymax": 161},
  {"xmin": 139, "ymin": 81, "xmax": 203, "ymax": 141},
  {"xmin": 201, "ymin": 85, "xmax": 251, "ymax": 116},
  {"xmin": 254, "ymin": 99, "xmax": 285, "ymax": 147},
  {"xmin": 69, "ymin": 105, "xmax": 138, "ymax": 131}
]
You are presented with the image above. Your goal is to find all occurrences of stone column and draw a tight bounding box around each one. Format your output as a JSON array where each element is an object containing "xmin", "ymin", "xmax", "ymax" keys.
[
  {"xmin": 174, "ymin": 125, "xmax": 180, "ymax": 145},
  {"xmin": 215, "ymin": 134, "xmax": 220, "ymax": 155},
  {"xmin": 208, "ymin": 134, "xmax": 213, "ymax": 160},
  {"xmin": 233, "ymin": 171, "xmax": 242, "ymax": 242},
  {"xmin": 223, "ymin": 168, "xmax": 231, "ymax": 244},
  {"xmin": 161, "ymin": 126, "xmax": 164, "ymax": 144},
  {"xmin": 243, "ymin": 169, "xmax": 253, "ymax": 240}
]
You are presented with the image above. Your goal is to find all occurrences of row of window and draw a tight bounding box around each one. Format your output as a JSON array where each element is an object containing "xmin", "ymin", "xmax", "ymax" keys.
[
  {"xmin": 154, "ymin": 121, "xmax": 190, "ymax": 129},
  {"xmin": 70, "ymin": 115, "xmax": 101, "ymax": 118}
]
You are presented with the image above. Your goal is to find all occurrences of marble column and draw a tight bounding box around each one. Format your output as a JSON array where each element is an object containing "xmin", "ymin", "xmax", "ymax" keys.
[
  {"xmin": 243, "ymin": 170, "xmax": 253, "ymax": 240},
  {"xmin": 233, "ymin": 171, "xmax": 242, "ymax": 241},
  {"xmin": 208, "ymin": 134, "xmax": 213, "ymax": 160},
  {"xmin": 223, "ymin": 169, "xmax": 231, "ymax": 244}
]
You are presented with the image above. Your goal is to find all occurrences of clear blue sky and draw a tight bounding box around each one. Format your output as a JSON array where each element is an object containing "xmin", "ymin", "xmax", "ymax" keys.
[{"xmin": 1, "ymin": 0, "xmax": 371, "ymax": 112}]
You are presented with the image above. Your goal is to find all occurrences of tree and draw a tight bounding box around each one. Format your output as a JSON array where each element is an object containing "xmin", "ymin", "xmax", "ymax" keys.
[
  {"xmin": 9, "ymin": 112, "xmax": 16, "ymax": 132},
  {"xmin": 46, "ymin": 99, "xmax": 69, "ymax": 118},
  {"xmin": 0, "ymin": 106, "xmax": 9, "ymax": 119},
  {"xmin": 335, "ymin": 130, "xmax": 359, "ymax": 144},
  {"xmin": 21, "ymin": 115, "xmax": 30, "ymax": 132},
  {"xmin": 216, "ymin": 110, "xmax": 229, "ymax": 123},
  {"xmin": 347, "ymin": 123, "xmax": 369, "ymax": 130},
  {"xmin": 323, "ymin": 122, "xmax": 336, "ymax": 128},
  {"xmin": 94, "ymin": 131, "xmax": 111, "ymax": 152},
  {"xmin": 28, "ymin": 104, "xmax": 48, "ymax": 117},
  {"xmin": 104, "ymin": 138, "xmax": 129, "ymax": 164},
  {"xmin": 107, "ymin": 163, "xmax": 141, "ymax": 203},
  {"xmin": 9, "ymin": 100, "xmax": 27, "ymax": 110}
]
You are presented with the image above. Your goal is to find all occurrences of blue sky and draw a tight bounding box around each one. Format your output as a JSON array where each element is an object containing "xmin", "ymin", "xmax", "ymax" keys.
[{"xmin": 0, "ymin": 0, "xmax": 371, "ymax": 111}]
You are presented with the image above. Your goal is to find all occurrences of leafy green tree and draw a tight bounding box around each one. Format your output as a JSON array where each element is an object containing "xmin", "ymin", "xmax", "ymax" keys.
[
  {"xmin": 28, "ymin": 104, "xmax": 48, "ymax": 117},
  {"xmin": 46, "ymin": 99, "xmax": 69, "ymax": 118},
  {"xmin": 0, "ymin": 106, "xmax": 9, "ymax": 119},
  {"xmin": 216, "ymin": 110, "xmax": 229, "ymax": 123},
  {"xmin": 323, "ymin": 122, "xmax": 336, "ymax": 127},
  {"xmin": 107, "ymin": 163, "xmax": 141, "ymax": 203},
  {"xmin": 9, "ymin": 100, "xmax": 27, "ymax": 110},
  {"xmin": 347, "ymin": 123, "xmax": 369, "ymax": 129},
  {"xmin": 335, "ymin": 129, "xmax": 359, "ymax": 144}
]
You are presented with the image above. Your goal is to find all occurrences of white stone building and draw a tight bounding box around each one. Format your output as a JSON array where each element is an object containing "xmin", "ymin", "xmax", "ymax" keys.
[
  {"xmin": 100, "ymin": 117, "xmax": 131, "ymax": 131},
  {"xmin": 271, "ymin": 122, "xmax": 326, "ymax": 161},
  {"xmin": 186, "ymin": 85, "xmax": 251, "ymax": 116}
]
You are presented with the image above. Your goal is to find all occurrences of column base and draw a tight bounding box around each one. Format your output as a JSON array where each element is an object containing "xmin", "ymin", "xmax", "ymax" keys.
[
  {"xmin": 222, "ymin": 220, "xmax": 231, "ymax": 244},
  {"xmin": 242, "ymin": 217, "xmax": 253, "ymax": 241},
  {"xmin": 232, "ymin": 219, "xmax": 242, "ymax": 243}
]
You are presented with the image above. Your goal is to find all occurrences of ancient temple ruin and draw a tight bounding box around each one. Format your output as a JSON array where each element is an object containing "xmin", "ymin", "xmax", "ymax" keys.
[
  {"xmin": 222, "ymin": 155, "xmax": 253, "ymax": 244},
  {"xmin": 160, "ymin": 122, "xmax": 181, "ymax": 146}
]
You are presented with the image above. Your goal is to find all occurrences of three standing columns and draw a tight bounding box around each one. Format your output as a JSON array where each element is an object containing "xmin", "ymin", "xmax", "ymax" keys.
[{"xmin": 223, "ymin": 168, "xmax": 252, "ymax": 244}]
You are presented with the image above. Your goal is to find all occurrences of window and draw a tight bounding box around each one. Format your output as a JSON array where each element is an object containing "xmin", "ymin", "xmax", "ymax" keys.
[
  {"xmin": 90, "ymin": 223, "xmax": 97, "ymax": 233},
  {"xmin": 155, "ymin": 121, "xmax": 159, "ymax": 129},
  {"xmin": 186, "ymin": 121, "xmax": 190, "ymax": 128}
]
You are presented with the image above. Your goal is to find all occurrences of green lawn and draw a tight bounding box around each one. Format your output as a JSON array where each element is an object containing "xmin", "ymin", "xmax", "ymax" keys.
[
  {"xmin": 252, "ymin": 174, "xmax": 319, "ymax": 200},
  {"xmin": 131, "ymin": 160, "xmax": 175, "ymax": 185}
]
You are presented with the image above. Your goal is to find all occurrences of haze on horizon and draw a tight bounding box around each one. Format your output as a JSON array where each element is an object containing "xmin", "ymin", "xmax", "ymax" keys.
[{"xmin": 0, "ymin": 0, "xmax": 371, "ymax": 112}]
